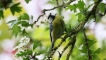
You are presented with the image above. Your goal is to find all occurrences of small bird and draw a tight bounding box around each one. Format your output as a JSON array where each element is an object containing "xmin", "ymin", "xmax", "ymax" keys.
[{"xmin": 47, "ymin": 13, "xmax": 65, "ymax": 50}]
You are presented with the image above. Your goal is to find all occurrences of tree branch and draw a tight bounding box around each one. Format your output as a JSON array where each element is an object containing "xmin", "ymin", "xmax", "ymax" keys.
[
  {"xmin": 34, "ymin": 0, "xmax": 75, "ymax": 24},
  {"xmin": 56, "ymin": 0, "xmax": 59, "ymax": 6},
  {"xmin": 83, "ymin": 29, "xmax": 92, "ymax": 60},
  {"xmin": 66, "ymin": 35, "xmax": 76, "ymax": 60}
]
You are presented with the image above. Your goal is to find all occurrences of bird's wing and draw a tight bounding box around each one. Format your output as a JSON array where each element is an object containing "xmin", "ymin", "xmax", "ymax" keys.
[{"xmin": 50, "ymin": 23, "xmax": 53, "ymax": 42}]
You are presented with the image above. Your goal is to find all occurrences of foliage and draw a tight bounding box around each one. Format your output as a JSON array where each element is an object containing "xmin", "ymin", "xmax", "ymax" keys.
[{"xmin": 0, "ymin": 0, "xmax": 106, "ymax": 60}]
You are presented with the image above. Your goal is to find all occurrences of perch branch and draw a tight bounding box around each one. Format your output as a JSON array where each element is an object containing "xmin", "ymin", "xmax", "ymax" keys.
[
  {"xmin": 83, "ymin": 29, "xmax": 92, "ymax": 60},
  {"xmin": 66, "ymin": 35, "xmax": 76, "ymax": 60}
]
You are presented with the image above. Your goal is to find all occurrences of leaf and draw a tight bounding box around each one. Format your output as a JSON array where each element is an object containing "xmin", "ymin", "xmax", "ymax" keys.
[
  {"xmin": 0, "ymin": 10, "xmax": 4, "ymax": 19},
  {"xmin": 98, "ymin": 3, "xmax": 106, "ymax": 13},
  {"xmin": 94, "ymin": 48, "xmax": 101, "ymax": 54},
  {"xmin": 17, "ymin": 51, "xmax": 28, "ymax": 57},
  {"xmin": 33, "ymin": 41, "xmax": 41, "ymax": 50},
  {"xmin": 26, "ymin": 49, "xmax": 32, "ymax": 55},
  {"xmin": 25, "ymin": 0, "xmax": 31, "ymax": 4},
  {"xmin": 18, "ymin": 13, "xmax": 29, "ymax": 20},
  {"xmin": 76, "ymin": 0, "xmax": 85, "ymax": 10},
  {"xmin": 77, "ymin": 53, "xmax": 87, "ymax": 60},
  {"xmin": 19, "ymin": 21, "xmax": 29, "ymax": 27},
  {"xmin": 66, "ymin": 5, "xmax": 76, "ymax": 12},
  {"xmin": 88, "ymin": 40, "xmax": 97, "ymax": 48},
  {"xmin": 12, "ymin": 24, "xmax": 21, "ymax": 36},
  {"xmin": 36, "ymin": 50, "xmax": 45, "ymax": 55},
  {"xmin": 23, "ymin": 57, "xmax": 29, "ymax": 60},
  {"xmin": 10, "ymin": 3, "xmax": 22, "ymax": 15},
  {"xmin": 7, "ymin": 20, "xmax": 16, "ymax": 24},
  {"xmin": 86, "ymin": 3, "xmax": 93, "ymax": 11},
  {"xmin": 76, "ymin": 12, "xmax": 85, "ymax": 22},
  {"xmin": 79, "ymin": 44, "xmax": 87, "ymax": 53}
]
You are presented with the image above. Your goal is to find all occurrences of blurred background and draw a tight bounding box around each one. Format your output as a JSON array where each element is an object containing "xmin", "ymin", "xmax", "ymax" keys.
[{"xmin": 0, "ymin": 0, "xmax": 106, "ymax": 60}]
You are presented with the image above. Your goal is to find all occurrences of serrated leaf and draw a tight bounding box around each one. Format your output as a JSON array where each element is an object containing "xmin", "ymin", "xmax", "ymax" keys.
[
  {"xmin": 94, "ymin": 48, "xmax": 101, "ymax": 54},
  {"xmin": 66, "ymin": 5, "xmax": 76, "ymax": 12},
  {"xmin": 18, "ymin": 13, "xmax": 29, "ymax": 20},
  {"xmin": 25, "ymin": 0, "xmax": 31, "ymax": 4},
  {"xmin": 0, "ymin": 10, "xmax": 4, "ymax": 19},
  {"xmin": 10, "ymin": 3, "xmax": 22, "ymax": 15},
  {"xmin": 76, "ymin": 0, "xmax": 85, "ymax": 10}
]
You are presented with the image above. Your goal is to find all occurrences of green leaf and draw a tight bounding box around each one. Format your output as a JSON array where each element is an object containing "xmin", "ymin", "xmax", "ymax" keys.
[
  {"xmin": 17, "ymin": 51, "xmax": 28, "ymax": 57},
  {"xmin": 18, "ymin": 13, "xmax": 29, "ymax": 20},
  {"xmin": 36, "ymin": 50, "xmax": 45, "ymax": 55},
  {"xmin": 66, "ymin": 25, "xmax": 71, "ymax": 33},
  {"xmin": 7, "ymin": 20, "xmax": 16, "ymax": 24},
  {"xmin": 94, "ymin": 48, "xmax": 101, "ymax": 54},
  {"xmin": 18, "ymin": 21, "xmax": 29, "ymax": 27},
  {"xmin": 23, "ymin": 57, "xmax": 29, "ymax": 60},
  {"xmin": 77, "ymin": 53, "xmax": 87, "ymax": 60},
  {"xmin": 25, "ymin": 0, "xmax": 31, "ymax": 4},
  {"xmin": 79, "ymin": 44, "xmax": 87, "ymax": 53},
  {"xmin": 22, "ymin": 29, "xmax": 27, "ymax": 35},
  {"xmin": 76, "ymin": 0, "xmax": 85, "ymax": 11},
  {"xmin": 12, "ymin": 24, "xmax": 21, "ymax": 36},
  {"xmin": 10, "ymin": 3, "xmax": 22, "ymax": 15},
  {"xmin": 98, "ymin": 3, "xmax": 106, "ymax": 13},
  {"xmin": 26, "ymin": 49, "xmax": 32, "ymax": 55},
  {"xmin": 88, "ymin": 40, "xmax": 97, "ymax": 48},
  {"xmin": 0, "ymin": 10, "xmax": 4, "ymax": 19},
  {"xmin": 86, "ymin": 3, "xmax": 93, "ymax": 11},
  {"xmin": 76, "ymin": 12, "xmax": 85, "ymax": 22},
  {"xmin": 33, "ymin": 41, "xmax": 40, "ymax": 50},
  {"xmin": 66, "ymin": 5, "xmax": 76, "ymax": 12}
]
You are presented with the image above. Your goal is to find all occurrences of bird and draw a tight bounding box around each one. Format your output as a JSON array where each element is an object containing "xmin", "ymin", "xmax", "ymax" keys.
[{"xmin": 47, "ymin": 13, "xmax": 65, "ymax": 51}]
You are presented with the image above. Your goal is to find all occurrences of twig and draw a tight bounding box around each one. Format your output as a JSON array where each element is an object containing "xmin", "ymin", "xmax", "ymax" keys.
[
  {"xmin": 66, "ymin": 35, "xmax": 76, "ymax": 60},
  {"xmin": 34, "ymin": 0, "xmax": 75, "ymax": 24},
  {"xmin": 56, "ymin": 0, "xmax": 59, "ymax": 6},
  {"xmin": 83, "ymin": 29, "xmax": 92, "ymax": 60},
  {"xmin": 42, "ymin": 0, "xmax": 75, "ymax": 14},
  {"xmin": 57, "ymin": 35, "xmax": 75, "ymax": 60},
  {"xmin": 33, "ymin": 15, "xmax": 44, "ymax": 24}
]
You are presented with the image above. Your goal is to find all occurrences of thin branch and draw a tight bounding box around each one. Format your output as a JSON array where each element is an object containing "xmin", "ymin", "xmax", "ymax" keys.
[
  {"xmin": 57, "ymin": 35, "xmax": 75, "ymax": 60},
  {"xmin": 33, "ymin": 15, "xmax": 44, "ymax": 24},
  {"xmin": 34, "ymin": 0, "xmax": 75, "ymax": 24},
  {"xmin": 42, "ymin": 0, "xmax": 75, "ymax": 14},
  {"xmin": 56, "ymin": 0, "xmax": 59, "ymax": 6},
  {"xmin": 83, "ymin": 29, "xmax": 92, "ymax": 60},
  {"xmin": 66, "ymin": 35, "xmax": 76, "ymax": 60}
]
